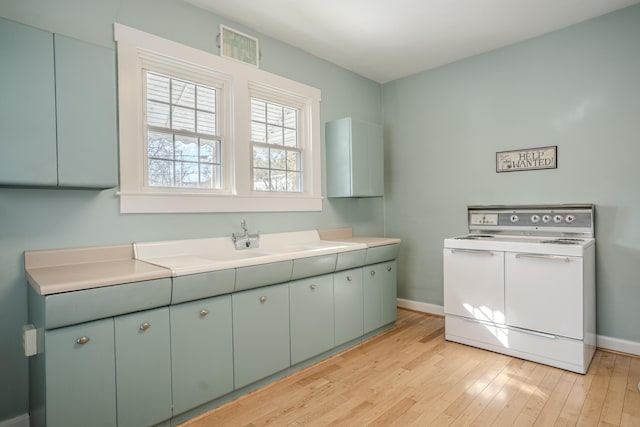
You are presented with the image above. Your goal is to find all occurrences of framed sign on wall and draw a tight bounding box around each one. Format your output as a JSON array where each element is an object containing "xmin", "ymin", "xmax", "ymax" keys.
[
  {"xmin": 496, "ymin": 146, "xmax": 557, "ymax": 173},
  {"xmin": 219, "ymin": 25, "xmax": 259, "ymax": 67}
]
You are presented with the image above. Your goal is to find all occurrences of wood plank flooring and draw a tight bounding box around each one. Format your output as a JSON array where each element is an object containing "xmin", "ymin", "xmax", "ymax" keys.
[{"xmin": 181, "ymin": 309, "xmax": 640, "ymax": 427}]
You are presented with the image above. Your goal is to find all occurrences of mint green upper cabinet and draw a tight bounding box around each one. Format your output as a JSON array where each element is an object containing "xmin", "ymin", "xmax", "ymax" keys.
[
  {"xmin": 170, "ymin": 295, "xmax": 233, "ymax": 415},
  {"xmin": 232, "ymin": 283, "xmax": 291, "ymax": 389},
  {"xmin": 333, "ymin": 268, "xmax": 364, "ymax": 346},
  {"xmin": 115, "ymin": 308, "xmax": 172, "ymax": 427},
  {"xmin": 364, "ymin": 260, "xmax": 398, "ymax": 333},
  {"xmin": 54, "ymin": 34, "xmax": 117, "ymax": 188},
  {"xmin": 0, "ymin": 18, "xmax": 57, "ymax": 186},
  {"xmin": 0, "ymin": 18, "xmax": 116, "ymax": 188},
  {"xmin": 326, "ymin": 117, "xmax": 384, "ymax": 198},
  {"xmin": 289, "ymin": 275, "xmax": 334, "ymax": 365},
  {"xmin": 43, "ymin": 318, "xmax": 116, "ymax": 427}
]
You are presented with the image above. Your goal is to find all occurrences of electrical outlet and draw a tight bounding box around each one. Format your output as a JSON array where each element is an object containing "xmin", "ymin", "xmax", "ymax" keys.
[{"xmin": 22, "ymin": 324, "xmax": 37, "ymax": 357}]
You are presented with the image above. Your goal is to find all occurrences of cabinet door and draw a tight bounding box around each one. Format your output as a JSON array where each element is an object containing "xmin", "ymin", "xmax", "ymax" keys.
[
  {"xmin": 115, "ymin": 308, "xmax": 172, "ymax": 427},
  {"xmin": 55, "ymin": 34, "xmax": 117, "ymax": 188},
  {"xmin": 290, "ymin": 275, "xmax": 334, "ymax": 365},
  {"xmin": 351, "ymin": 119, "xmax": 384, "ymax": 197},
  {"xmin": 443, "ymin": 248, "xmax": 505, "ymax": 322},
  {"xmin": 364, "ymin": 261, "xmax": 397, "ymax": 333},
  {"xmin": 45, "ymin": 318, "xmax": 116, "ymax": 427},
  {"xmin": 505, "ymin": 253, "xmax": 583, "ymax": 339},
  {"xmin": 232, "ymin": 283, "xmax": 290, "ymax": 389},
  {"xmin": 170, "ymin": 295, "xmax": 233, "ymax": 415},
  {"xmin": 0, "ymin": 18, "xmax": 57, "ymax": 185},
  {"xmin": 334, "ymin": 268, "xmax": 364, "ymax": 346}
]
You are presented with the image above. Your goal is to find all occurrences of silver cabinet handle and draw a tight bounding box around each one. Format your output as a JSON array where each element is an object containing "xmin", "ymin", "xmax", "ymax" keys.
[
  {"xmin": 139, "ymin": 322, "xmax": 151, "ymax": 331},
  {"xmin": 370, "ymin": 270, "xmax": 376, "ymax": 276},
  {"xmin": 259, "ymin": 296, "xmax": 267, "ymax": 303},
  {"xmin": 451, "ymin": 249, "xmax": 494, "ymax": 256},
  {"xmin": 310, "ymin": 284, "xmax": 317, "ymax": 290},
  {"xmin": 346, "ymin": 276, "xmax": 353, "ymax": 282},
  {"xmin": 200, "ymin": 309, "xmax": 209, "ymax": 317},
  {"xmin": 76, "ymin": 336, "xmax": 90, "ymax": 345},
  {"xmin": 515, "ymin": 253, "xmax": 570, "ymax": 263},
  {"xmin": 387, "ymin": 266, "xmax": 392, "ymax": 272}
]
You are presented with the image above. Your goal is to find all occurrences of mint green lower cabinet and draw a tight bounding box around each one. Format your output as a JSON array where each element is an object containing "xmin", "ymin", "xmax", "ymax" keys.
[
  {"xmin": 170, "ymin": 295, "xmax": 233, "ymax": 415},
  {"xmin": 232, "ymin": 283, "xmax": 290, "ymax": 388},
  {"xmin": 289, "ymin": 275, "xmax": 334, "ymax": 365},
  {"xmin": 333, "ymin": 268, "xmax": 364, "ymax": 346},
  {"xmin": 115, "ymin": 307, "xmax": 172, "ymax": 427},
  {"xmin": 44, "ymin": 318, "xmax": 116, "ymax": 427},
  {"xmin": 364, "ymin": 260, "xmax": 398, "ymax": 333}
]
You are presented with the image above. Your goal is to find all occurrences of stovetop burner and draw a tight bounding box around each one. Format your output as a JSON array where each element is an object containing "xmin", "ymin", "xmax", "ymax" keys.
[{"xmin": 540, "ymin": 238, "xmax": 585, "ymax": 245}]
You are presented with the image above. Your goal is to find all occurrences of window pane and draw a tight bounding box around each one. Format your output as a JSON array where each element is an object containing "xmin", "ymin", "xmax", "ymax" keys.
[
  {"xmin": 270, "ymin": 148, "xmax": 286, "ymax": 170},
  {"xmin": 148, "ymin": 131, "xmax": 173, "ymax": 160},
  {"xmin": 197, "ymin": 86, "xmax": 216, "ymax": 112},
  {"xmin": 287, "ymin": 171, "xmax": 301, "ymax": 192},
  {"xmin": 172, "ymin": 107, "xmax": 195, "ymax": 132},
  {"xmin": 283, "ymin": 129, "xmax": 297, "ymax": 147},
  {"xmin": 200, "ymin": 139, "xmax": 220, "ymax": 164},
  {"xmin": 286, "ymin": 151, "xmax": 300, "ymax": 171},
  {"xmin": 175, "ymin": 161, "xmax": 199, "ymax": 187},
  {"xmin": 172, "ymin": 79, "xmax": 195, "ymax": 108},
  {"xmin": 267, "ymin": 103, "xmax": 282, "ymax": 125},
  {"xmin": 147, "ymin": 100, "xmax": 170, "ymax": 128},
  {"xmin": 253, "ymin": 168, "xmax": 270, "ymax": 191},
  {"xmin": 283, "ymin": 107, "xmax": 296, "ymax": 128},
  {"xmin": 267, "ymin": 125, "xmax": 283, "ymax": 145},
  {"xmin": 270, "ymin": 170, "xmax": 286, "ymax": 191},
  {"xmin": 197, "ymin": 111, "xmax": 216, "ymax": 135},
  {"xmin": 147, "ymin": 73, "xmax": 170, "ymax": 103},
  {"xmin": 175, "ymin": 135, "xmax": 198, "ymax": 162},
  {"xmin": 252, "ymin": 122, "xmax": 266, "ymax": 143},
  {"xmin": 253, "ymin": 146, "xmax": 269, "ymax": 168},
  {"xmin": 199, "ymin": 164, "xmax": 222, "ymax": 189},
  {"xmin": 148, "ymin": 159, "xmax": 174, "ymax": 187}
]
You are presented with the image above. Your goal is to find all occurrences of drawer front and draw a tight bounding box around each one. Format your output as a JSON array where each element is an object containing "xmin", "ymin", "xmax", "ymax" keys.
[
  {"xmin": 172, "ymin": 269, "xmax": 235, "ymax": 304},
  {"xmin": 291, "ymin": 254, "xmax": 337, "ymax": 280},
  {"xmin": 364, "ymin": 244, "xmax": 399, "ymax": 265},
  {"xmin": 335, "ymin": 249, "xmax": 366, "ymax": 271},
  {"xmin": 235, "ymin": 260, "xmax": 293, "ymax": 291},
  {"xmin": 45, "ymin": 278, "xmax": 172, "ymax": 329}
]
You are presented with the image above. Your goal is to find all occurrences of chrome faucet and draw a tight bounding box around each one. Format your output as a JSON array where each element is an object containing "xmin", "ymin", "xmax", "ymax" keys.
[{"xmin": 232, "ymin": 219, "xmax": 259, "ymax": 249}]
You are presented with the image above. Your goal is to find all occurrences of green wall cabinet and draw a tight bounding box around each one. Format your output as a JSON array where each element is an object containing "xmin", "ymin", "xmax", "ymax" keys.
[
  {"xmin": 232, "ymin": 283, "xmax": 291, "ymax": 389},
  {"xmin": 333, "ymin": 268, "xmax": 364, "ymax": 346},
  {"xmin": 289, "ymin": 274, "xmax": 335, "ymax": 365},
  {"xmin": 170, "ymin": 295, "xmax": 234, "ymax": 415},
  {"xmin": 114, "ymin": 307, "xmax": 172, "ymax": 427},
  {"xmin": 325, "ymin": 117, "xmax": 384, "ymax": 198},
  {"xmin": 42, "ymin": 318, "xmax": 117, "ymax": 427},
  {"xmin": 364, "ymin": 261, "xmax": 398, "ymax": 333},
  {"xmin": 0, "ymin": 18, "xmax": 117, "ymax": 188}
]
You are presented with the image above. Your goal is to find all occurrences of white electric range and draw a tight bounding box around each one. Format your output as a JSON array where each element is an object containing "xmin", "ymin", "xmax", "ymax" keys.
[{"xmin": 443, "ymin": 204, "xmax": 596, "ymax": 374}]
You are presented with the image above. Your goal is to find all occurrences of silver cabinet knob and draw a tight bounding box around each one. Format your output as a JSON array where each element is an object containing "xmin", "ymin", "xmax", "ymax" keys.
[
  {"xmin": 259, "ymin": 296, "xmax": 267, "ymax": 303},
  {"xmin": 346, "ymin": 276, "xmax": 353, "ymax": 282},
  {"xmin": 76, "ymin": 336, "xmax": 90, "ymax": 345},
  {"xmin": 200, "ymin": 309, "xmax": 209, "ymax": 317},
  {"xmin": 370, "ymin": 270, "xmax": 376, "ymax": 276},
  {"xmin": 139, "ymin": 322, "xmax": 151, "ymax": 331},
  {"xmin": 310, "ymin": 284, "xmax": 317, "ymax": 290},
  {"xmin": 387, "ymin": 266, "xmax": 392, "ymax": 272}
]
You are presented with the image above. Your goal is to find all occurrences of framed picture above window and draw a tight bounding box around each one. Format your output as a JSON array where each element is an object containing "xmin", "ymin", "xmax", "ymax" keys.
[{"xmin": 219, "ymin": 25, "xmax": 259, "ymax": 67}]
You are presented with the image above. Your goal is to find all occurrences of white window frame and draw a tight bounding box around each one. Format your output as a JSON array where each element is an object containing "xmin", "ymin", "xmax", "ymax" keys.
[{"xmin": 114, "ymin": 24, "xmax": 322, "ymax": 213}]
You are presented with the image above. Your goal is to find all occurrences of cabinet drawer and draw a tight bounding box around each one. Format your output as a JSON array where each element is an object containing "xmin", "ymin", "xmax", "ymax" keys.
[
  {"xmin": 172, "ymin": 268, "xmax": 235, "ymax": 304},
  {"xmin": 235, "ymin": 260, "xmax": 292, "ymax": 291},
  {"xmin": 291, "ymin": 254, "xmax": 337, "ymax": 280},
  {"xmin": 335, "ymin": 249, "xmax": 366, "ymax": 271},
  {"xmin": 365, "ymin": 244, "xmax": 399, "ymax": 265}
]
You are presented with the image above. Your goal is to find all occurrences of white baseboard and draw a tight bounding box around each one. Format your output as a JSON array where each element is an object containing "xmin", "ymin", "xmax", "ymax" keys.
[
  {"xmin": 0, "ymin": 414, "xmax": 29, "ymax": 427},
  {"xmin": 397, "ymin": 298, "xmax": 444, "ymax": 316},
  {"xmin": 397, "ymin": 299, "xmax": 640, "ymax": 357}
]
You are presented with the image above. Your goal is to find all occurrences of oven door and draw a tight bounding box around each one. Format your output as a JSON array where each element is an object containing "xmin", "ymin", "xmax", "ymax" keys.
[
  {"xmin": 504, "ymin": 252, "xmax": 583, "ymax": 340},
  {"xmin": 443, "ymin": 248, "xmax": 505, "ymax": 324}
]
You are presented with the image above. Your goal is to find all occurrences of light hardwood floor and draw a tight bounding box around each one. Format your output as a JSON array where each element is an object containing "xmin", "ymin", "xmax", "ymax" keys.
[{"xmin": 181, "ymin": 309, "xmax": 640, "ymax": 426}]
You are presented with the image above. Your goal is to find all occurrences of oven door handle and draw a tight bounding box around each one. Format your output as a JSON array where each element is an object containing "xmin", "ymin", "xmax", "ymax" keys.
[
  {"xmin": 451, "ymin": 249, "xmax": 494, "ymax": 256},
  {"xmin": 515, "ymin": 253, "xmax": 571, "ymax": 263}
]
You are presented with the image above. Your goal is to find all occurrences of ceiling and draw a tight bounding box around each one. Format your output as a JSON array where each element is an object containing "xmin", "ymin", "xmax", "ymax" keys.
[{"xmin": 185, "ymin": 0, "xmax": 640, "ymax": 83}]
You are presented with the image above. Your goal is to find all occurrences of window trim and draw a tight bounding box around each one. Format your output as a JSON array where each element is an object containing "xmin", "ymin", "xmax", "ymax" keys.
[{"xmin": 114, "ymin": 23, "xmax": 322, "ymax": 213}]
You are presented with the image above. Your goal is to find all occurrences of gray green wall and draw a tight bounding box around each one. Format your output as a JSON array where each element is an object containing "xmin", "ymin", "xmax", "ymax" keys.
[
  {"xmin": 383, "ymin": 6, "xmax": 640, "ymax": 342},
  {"xmin": 0, "ymin": 0, "xmax": 383, "ymax": 421}
]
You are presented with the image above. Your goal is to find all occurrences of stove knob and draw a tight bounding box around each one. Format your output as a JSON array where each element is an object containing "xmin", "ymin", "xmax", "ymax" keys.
[
  {"xmin": 565, "ymin": 214, "xmax": 576, "ymax": 223},
  {"xmin": 531, "ymin": 215, "xmax": 540, "ymax": 223},
  {"xmin": 510, "ymin": 215, "xmax": 519, "ymax": 223},
  {"xmin": 553, "ymin": 214, "xmax": 563, "ymax": 223},
  {"xmin": 542, "ymin": 215, "xmax": 551, "ymax": 223}
]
